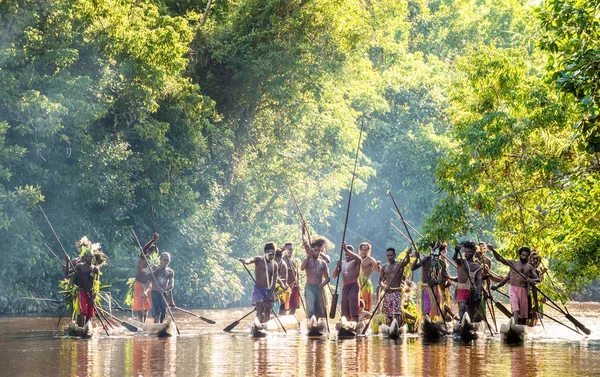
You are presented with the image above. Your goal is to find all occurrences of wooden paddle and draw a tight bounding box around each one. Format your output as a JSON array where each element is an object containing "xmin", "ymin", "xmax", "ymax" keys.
[
  {"xmin": 223, "ymin": 308, "xmax": 257, "ymax": 332},
  {"xmin": 330, "ymin": 120, "xmax": 364, "ymax": 319},
  {"xmin": 171, "ymin": 306, "xmax": 216, "ymax": 324},
  {"xmin": 491, "ymin": 247, "xmax": 591, "ymax": 335},
  {"xmin": 97, "ymin": 308, "xmax": 139, "ymax": 332}
]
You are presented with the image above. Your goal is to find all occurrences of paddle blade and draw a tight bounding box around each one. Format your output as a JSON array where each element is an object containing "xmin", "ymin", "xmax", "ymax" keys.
[
  {"xmin": 329, "ymin": 293, "xmax": 338, "ymax": 319},
  {"xmin": 495, "ymin": 302, "xmax": 512, "ymax": 319},
  {"xmin": 565, "ymin": 314, "xmax": 591, "ymax": 335},
  {"xmin": 122, "ymin": 321, "xmax": 138, "ymax": 333},
  {"xmin": 223, "ymin": 321, "xmax": 239, "ymax": 332},
  {"xmin": 200, "ymin": 316, "xmax": 216, "ymax": 325}
]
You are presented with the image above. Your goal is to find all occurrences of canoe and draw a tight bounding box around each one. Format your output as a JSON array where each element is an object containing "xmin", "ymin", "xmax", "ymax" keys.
[
  {"xmin": 250, "ymin": 315, "xmax": 301, "ymax": 337},
  {"xmin": 124, "ymin": 317, "xmax": 175, "ymax": 337},
  {"xmin": 453, "ymin": 313, "xmax": 483, "ymax": 341},
  {"xmin": 421, "ymin": 314, "xmax": 451, "ymax": 340},
  {"xmin": 500, "ymin": 318, "xmax": 543, "ymax": 344},
  {"xmin": 379, "ymin": 318, "xmax": 407, "ymax": 340},
  {"xmin": 65, "ymin": 320, "xmax": 94, "ymax": 338},
  {"xmin": 306, "ymin": 316, "xmax": 328, "ymax": 337},
  {"xmin": 335, "ymin": 317, "xmax": 366, "ymax": 338}
]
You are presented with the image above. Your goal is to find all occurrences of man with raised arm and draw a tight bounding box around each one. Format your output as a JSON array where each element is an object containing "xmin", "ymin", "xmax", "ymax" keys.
[
  {"xmin": 282, "ymin": 242, "xmax": 301, "ymax": 315},
  {"xmin": 357, "ymin": 242, "xmax": 381, "ymax": 311},
  {"xmin": 378, "ymin": 247, "xmax": 411, "ymax": 325},
  {"xmin": 239, "ymin": 242, "xmax": 279, "ymax": 323},
  {"xmin": 491, "ymin": 245, "xmax": 539, "ymax": 325},
  {"xmin": 332, "ymin": 243, "xmax": 362, "ymax": 321},
  {"xmin": 300, "ymin": 236, "xmax": 331, "ymax": 320},
  {"xmin": 453, "ymin": 241, "xmax": 483, "ymax": 321},
  {"xmin": 412, "ymin": 242, "xmax": 453, "ymax": 320},
  {"xmin": 133, "ymin": 233, "xmax": 159, "ymax": 323}
]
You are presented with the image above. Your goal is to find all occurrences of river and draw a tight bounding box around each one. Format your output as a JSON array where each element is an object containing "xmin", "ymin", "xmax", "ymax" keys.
[{"xmin": 1, "ymin": 303, "xmax": 600, "ymax": 377}]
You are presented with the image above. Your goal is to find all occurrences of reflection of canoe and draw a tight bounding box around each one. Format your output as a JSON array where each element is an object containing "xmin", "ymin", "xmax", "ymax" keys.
[
  {"xmin": 379, "ymin": 318, "xmax": 407, "ymax": 340},
  {"xmin": 307, "ymin": 316, "xmax": 328, "ymax": 337},
  {"xmin": 453, "ymin": 313, "xmax": 482, "ymax": 341},
  {"xmin": 421, "ymin": 314, "xmax": 451, "ymax": 340},
  {"xmin": 125, "ymin": 317, "xmax": 175, "ymax": 337},
  {"xmin": 66, "ymin": 320, "xmax": 93, "ymax": 338},
  {"xmin": 250, "ymin": 315, "xmax": 300, "ymax": 337},
  {"xmin": 500, "ymin": 318, "xmax": 542, "ymax": 344}
]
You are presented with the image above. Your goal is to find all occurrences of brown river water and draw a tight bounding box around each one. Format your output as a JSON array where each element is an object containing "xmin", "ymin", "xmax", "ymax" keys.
[{"xmin": 2, "ymin": 303, "xmax": 600, "ymax": 377}]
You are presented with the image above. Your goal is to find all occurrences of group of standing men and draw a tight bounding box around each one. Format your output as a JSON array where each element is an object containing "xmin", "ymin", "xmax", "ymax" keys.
[{"xmin": 241, "ymin": 224, "xmax": 547, "ymax": 331}]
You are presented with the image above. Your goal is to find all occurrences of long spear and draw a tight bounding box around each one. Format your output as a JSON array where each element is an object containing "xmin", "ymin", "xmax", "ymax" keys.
[
  {"xmin": 286, "ymin": 180, "xmax": 334, "ymax": 322},
  {"xmin": 330, "ymin": 121, "xmax": 364, "ymax": 319},
  {"xmin": 388, "ymin": 191, "xmax": 449, "ymax": 331},
  {"xmin": 38, "ymin": 205, "xmax": 110, "ymax": 336}
]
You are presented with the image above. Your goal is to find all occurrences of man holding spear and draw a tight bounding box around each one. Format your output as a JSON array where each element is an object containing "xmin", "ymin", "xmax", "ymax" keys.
[
  {"xmin": 300, "ymin": 232, "xmax": 331, "ymax": 321},
  {"xmin": 491, "ymin": 246, "xmax": 539, "ymax": 325}
]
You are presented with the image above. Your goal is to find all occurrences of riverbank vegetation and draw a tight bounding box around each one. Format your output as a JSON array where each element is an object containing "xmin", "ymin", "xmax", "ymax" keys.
[{"xmin": 1, "ymin": 0, "xmax": 598, "ymax": 313}]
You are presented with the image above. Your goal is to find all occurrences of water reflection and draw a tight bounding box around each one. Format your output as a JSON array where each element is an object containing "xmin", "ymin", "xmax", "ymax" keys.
[{"xmin": 2, "ymin": 310, "xmax": 600, "ymax": 377}]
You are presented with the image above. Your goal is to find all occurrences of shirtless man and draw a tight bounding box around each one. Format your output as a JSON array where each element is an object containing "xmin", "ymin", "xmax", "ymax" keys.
[
  {"xmin": 528, "ymin": 251, "xmax": 547, "ymax": 326},
  {"xmin": 357, "ymin": 242, "xmax": 381, "ymax": 311},
  {"xmin": 378, "ymin": 247, "xmax": 411, "ymax": 325},
  {"xmin": 491, "ymin": 246, "xmax": 539, "ymax": 325},
  {"xmin": 412, "ymin": 242, "xmax": 452, "ymax": 319},
  {"xmin": 332, "ymin": 244, "xmax": 362, "ymax": 321},
  {"xmin": 274, "ymin": 247, "xmax": 289, "ymax": 315},
  {"xmin": 149, "ymin": 252, "xmax": 175, "ymax": 324},
  {"xmin": 282, "ymin": 242, "xmax": 301, "ymax": 315},
  {"xmin": 133, "ymin": 233, "xmax": 158, "ymax": 322},
  {"xmin": 75, "ymin": 251, "xmax": 99, "ymax": 327},
  {"xmin": 453, "ymin": 241, "xmax": 483, "ymax": 321},
  {"xmin": 300, "ymin": 237, "xmax": 331, "ymax": 319},
  {"xmin": 239, "ymin": 242, "xmax": 279, "ymax": 323}
]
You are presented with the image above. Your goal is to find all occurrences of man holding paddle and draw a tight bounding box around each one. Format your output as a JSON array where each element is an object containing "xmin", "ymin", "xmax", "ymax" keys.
[
  {"xmin": 300, "ymin": 237, "xmax": 331, "ymax": 320},
  {"xmin": 332, "ymin": 243, "xmax": 362, "ymax": 321},
  {"xmin": 239, "ymin": 242, "xmax": 279, "ymax": 323},
  {"xmin": 358, "ymin": 242, "xmax": 380, "ymax": 311},
  {"xmin": 453, "ymin": 241, "xmax": 483, "ymax": 321},
  {"xmin": 377, "ymin": 247, "xmax": 411, "ymax": 325},
  {"xmin": 133, "ymin": 233, "xmax": 159, "ymax": 323},
  {"xmin": 282, "ymin": 242, "xmax": 301, "ymax": 315},
  {"xmin": 148, "ymin": 252, "xmax": 175, "ymax": 324},
  {"xmin": 491, "ymin": 246, "xmax": 539, "ymax": 325}
]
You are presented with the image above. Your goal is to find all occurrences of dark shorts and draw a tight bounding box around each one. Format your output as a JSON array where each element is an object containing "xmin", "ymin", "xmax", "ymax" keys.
[
  {"xmin": 341, "ymin": 282, "xmax": 360, "ymax": 320},
  {"xmin": 151, "ymin": 291, "xmax": 168, "ymax": 322}
]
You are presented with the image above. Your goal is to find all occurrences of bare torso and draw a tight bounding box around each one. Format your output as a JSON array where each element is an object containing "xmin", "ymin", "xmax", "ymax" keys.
[
  {"xmin": 252, "ymin": 256, "xmax": 278, "ymax": 289},
  {"xmin": 304, "ymin": 257, "xmax": 329, "ymax": 286},
  {"xmin": 341, "ymin": 259, "xmax": 360, "ymax": 284}
]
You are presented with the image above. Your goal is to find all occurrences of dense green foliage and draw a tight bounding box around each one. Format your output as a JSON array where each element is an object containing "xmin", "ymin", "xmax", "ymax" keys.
[{"xmin": 1, "ymin": 0, "xmax": 598, "ymax": 313}]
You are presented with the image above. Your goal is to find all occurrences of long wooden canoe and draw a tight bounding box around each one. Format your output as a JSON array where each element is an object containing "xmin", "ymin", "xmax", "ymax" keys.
[
  {"xmin": 453, "ymin": 313, "xmax": 484, "ymax": 341},
  {"xmin": 124, "ymin": 317, "xmax": 175, "ymax": 337},
  {"xmin": 379, "ymin": 318, "xmax": 407, "ymax": 340},
  {"xmin": 65, "ymin": 320, "xmax": 94, "ymax": 338},
  {"xmin": 250, "ymin": 315, "xmax": 301, "ymax": 337},
  {"xmin": 421, "ymin": 314, "xmax": 451, "ymax": 340},
  {"xmin": 500, "ymin": 318, "xmax": 543, "ymax": 344},
  {"xmin": 306, "ymin": 316, "xmax": 328, "ymax": 337}
]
